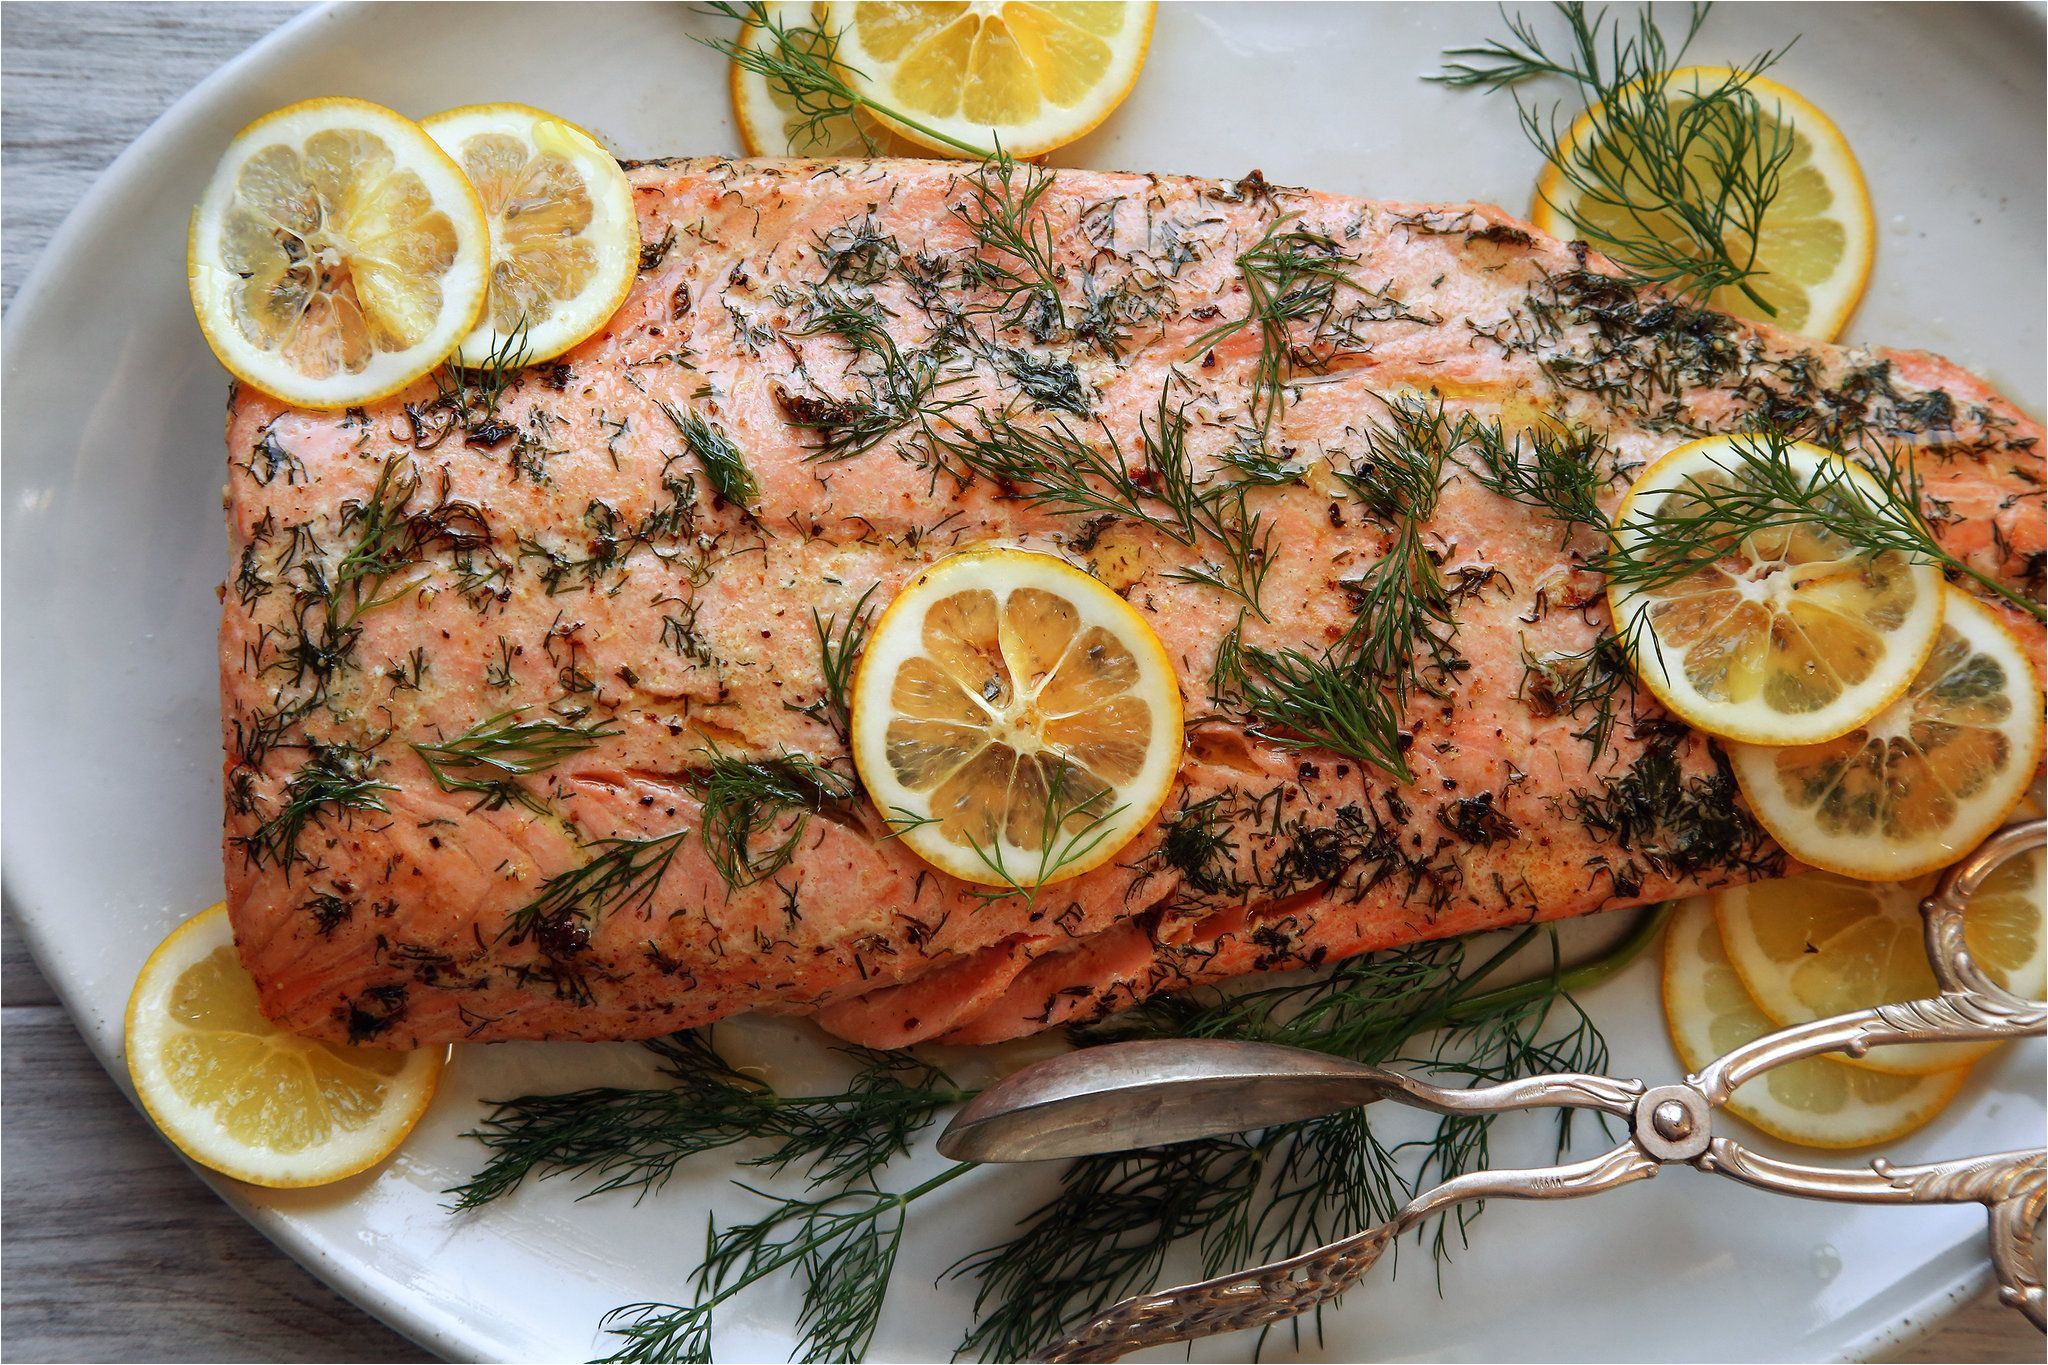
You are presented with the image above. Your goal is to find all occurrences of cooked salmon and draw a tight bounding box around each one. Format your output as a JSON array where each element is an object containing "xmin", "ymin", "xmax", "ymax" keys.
[{"xmin": 220, "ymin": 156, "xmax": 2045, "ymax": 1048}]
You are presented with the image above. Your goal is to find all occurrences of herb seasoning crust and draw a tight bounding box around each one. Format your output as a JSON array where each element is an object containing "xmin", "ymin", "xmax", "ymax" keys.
[{"xmin": 219, "ymin": 156, "xmax": 2045, "ymax": 1048}]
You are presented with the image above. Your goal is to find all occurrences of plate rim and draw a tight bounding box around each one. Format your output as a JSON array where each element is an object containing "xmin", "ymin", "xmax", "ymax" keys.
[{"xmin": 0, "ymin": 2, "xmax": 2029, "ymax": 1360}]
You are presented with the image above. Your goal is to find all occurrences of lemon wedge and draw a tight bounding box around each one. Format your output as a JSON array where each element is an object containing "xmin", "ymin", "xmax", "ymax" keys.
[
  {"xmin": 126, "ymin": 904, "xmax": 443, "ymax": 1188},
  {"xmin": 1662, "ymin": 898, "xmax": 1968, "ymax": 1148},
  {"xmin": 825, "ymin": 1, "xmax": 1157, "ymax": 158},
  {"xmin": 1608, "ymin": 435, "xmax": 1945, "ymax": 745},
  {"xmin": 1532, "ymin": 67, "xmax": 1874, "ymax": 339},
  {"xmin": 733, "ymin": 2, "xmax": 926, "ymax": 157},
  {"xmin": 188, "ymin": 97, "xmax": 490, "ymax": 409},
  {"xmin": 1712, "ymin": 846, "xmax": 2044, "ymax": 1076},
  {"xmin": 421, "ymin": 103, "xmax": 639, "ymax": 367},
  {"xmin": 1727, "ymin": 587, "xmax": 2044, "ymax": 880},
  {"xmin": 851, "ymin": 547, "xmax": 1182, "ymax": 888}
]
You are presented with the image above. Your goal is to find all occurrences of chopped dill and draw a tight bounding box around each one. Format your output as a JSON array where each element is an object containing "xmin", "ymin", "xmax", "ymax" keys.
[
  {"xmin": 687, "ymin": 744, "xmax": 857, "ymax": 892},
  {"xmin": 1433, "ymin": 2, "xmax": 1796, "ymax": 314},
  {"xmin": 412, "ymin": 707, "xmax": 620, "ymax": 815}
]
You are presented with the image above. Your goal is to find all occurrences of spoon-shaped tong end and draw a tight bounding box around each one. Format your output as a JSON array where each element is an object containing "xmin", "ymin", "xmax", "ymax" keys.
[{"xmin": 936, "ymin": 1039, "xmax": 1397, "ymax": 1162}]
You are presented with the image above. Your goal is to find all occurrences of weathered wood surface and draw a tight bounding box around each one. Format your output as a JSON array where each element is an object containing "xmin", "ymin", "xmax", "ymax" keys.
[{"xmin": 0, "ymin": 3, "xmax": 2037, "ymax": 1362}]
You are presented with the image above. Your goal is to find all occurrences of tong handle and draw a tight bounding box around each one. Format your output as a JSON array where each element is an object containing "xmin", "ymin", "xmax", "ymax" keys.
[
  {"xmin": 1037, "ymin": 1144, "xmax": 1660, "ymax": 1363},
  {"xmin": 1699, "ymin": 1143, "xmax": 2045, "ymax": 1329}
]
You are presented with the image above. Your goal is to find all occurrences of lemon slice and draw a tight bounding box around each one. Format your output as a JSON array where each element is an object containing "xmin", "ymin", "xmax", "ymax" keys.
[
  {"xmin": 421, "ymin": 104, "xmax": 638, "ymax": 367},
  {"xmin": 125, "ymin": 904, "xmax": 443, "ymax": 1188},
  {"xmin": 1713, "ymin": 848, "xmax": 2043, "ymax": 1077},
  {"xmin": 1728, "ymin": 587, "xmax": 2045, "ymax": 880},
  {"xmin": 1532, "ymin": 67, "xmax": 1875, "ymax": 339},
  {"xmin": 824, "ymin": 1, "xmax": 1157, "ymax": 158},
  {"xmin": 1662, "ymin": 898, "xmax": 1968, "ymax": 1148},
  {"xmin": 733, "ymin": 2, "xmax": 926, "ymax": 157},
  {"xmin": 189, "ymin": 97, "xmax": 490, "ymax": 409},
  {"xmin": 1608, "ymin": 436, "xmax": 1945, "ymax": 745},
  {"xmin": 851, "ymin": 547, "xmax": 1182, "ymax": 887}
]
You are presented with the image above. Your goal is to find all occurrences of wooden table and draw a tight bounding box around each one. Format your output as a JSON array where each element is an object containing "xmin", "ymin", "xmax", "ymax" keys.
[{"xmin": 0, "ymin": 4, "xmax": 2038, "ymax": 1361}]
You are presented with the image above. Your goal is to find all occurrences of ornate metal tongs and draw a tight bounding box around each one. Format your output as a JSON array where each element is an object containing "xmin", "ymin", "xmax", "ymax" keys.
[{"xmin": 938, "ymin": 820, "xmax": 2047, "ymax": 1362}]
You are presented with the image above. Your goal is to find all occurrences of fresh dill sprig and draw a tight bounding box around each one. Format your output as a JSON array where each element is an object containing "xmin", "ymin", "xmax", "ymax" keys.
[
  {"xmin": 936, "ymin": 393, "xmax": 1274, "ymax": 614},
  {"xmin": 1603, "ymin": 425, "xmax": 2046, "ymax": 621},
  {"xmin": 696, "ymin": 2, "xmax": 992, "ymax": 157},
  {"xmin": 448, "ymin": 1033, "xmax": 966, "ymax": 1211},
  {"xmin": 1465, "ymin": 414, "xmax": 1613, "ymax": 543},
  {"xmin": 411, "ymin": 707, "xmax": 620, "ymax": 815},
  {"xmin": 659, "ymin": 403, "xmax": 760, "ymax": 510},
  {"xmin": 687, "ymin": 744, "xmax": 857, "ymax": 892},
  {"xmin": 958, "ymin": 908, "xmax": 1669, "ymax": 1360},
  {"xmin": 602, "ymin": 1164, "xmax": 977, "ymax": 1365},
  {"xmin": 235, "ymin": 739, "xmax": 394, "ymax": 874},
  {"xmin": 1197, "ymin": 217, "xmax": 1366, "ymax": 433},
  {"xmin": 796, "ymin": 584, "xmax": 877, "ymax": 742},
  {"xmin": 1214, "ymin": 394, "xmax": 1474, "ymax": 779},
  {"xmin": 1433, "ymin": 2, "xmax": 1795, "ymax": 314},
  {"xmin": 956, "ymin": 151, "xmax": 1066, "ymax": 340},
  {"xmin": 502, "ymin": 828, "xmax": 693, "ymax": 948}
]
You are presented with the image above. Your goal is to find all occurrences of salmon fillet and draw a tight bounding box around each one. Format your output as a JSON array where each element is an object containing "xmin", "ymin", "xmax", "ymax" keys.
[{"xmin": 220, "ymin": 156, "xmax": 2045, "ymax": 1048}]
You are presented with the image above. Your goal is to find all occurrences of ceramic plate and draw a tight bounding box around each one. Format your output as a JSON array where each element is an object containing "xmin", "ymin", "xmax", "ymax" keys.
[{"xmin": 4, "ymin": 3, "xmax": 2042, "ymax": 1360}]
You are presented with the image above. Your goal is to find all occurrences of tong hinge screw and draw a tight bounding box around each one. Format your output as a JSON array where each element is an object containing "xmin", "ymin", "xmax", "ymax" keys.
[
  {"xmin": 1634, "ymin": 1084, "xmax": 1712, "ymax": 1161},
  {"xmin": 1652, "ymin": 1100, "xmax": 1693, "ymax": 1141}
]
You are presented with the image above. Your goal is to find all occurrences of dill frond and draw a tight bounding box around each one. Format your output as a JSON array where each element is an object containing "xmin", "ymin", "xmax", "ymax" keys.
[
  {"xmin": 1433, "ymin": 2, "xmax": 1796, "ymax": 313},
  {"xmin": 937, "ymin": 392, "xmax": 1275, "ymax": 614},
  {"xmin": 1197, "ymin": 217, "xmax": 1368, "ymax": 433},
  {"xmin": 776, "ymin": 285, "xmax": 971, "ymax": 462},
  {"xmin": 502, "ymin": 828, "xmax": 693, "ymax": 948},
  {"xmin": 235, "ymin": 739, "xmax": 394, "ymax": 874},
  {"xmin": 1465, "ymin": 414, "xmax": 1613, "ymax": 542},
  {"xmin": 412, "ymin": 707, "xmax": 620, "ymax": 815},
  {"xmin": 687, "ymin": 744, "xmax": 857, "ymax": 892},
  {"xmin": 1602, "ymin": 424, "xmax": 2046, "ymax": 621},
  {"xmin": 955, "ymin": 150, "xmax": 1066, "ymax": 340},
  {"xmin": 696, "ymin": 2, "xmax": 992, "ymax": 157},
  {"xmin": 448, "ymin": 1034, "xmax": 965, "ymax": 1211},
  {"xmin": 796, "ymin": 583, "xmax": 878, "ymax": 742},
  {"xmin": 1217, "ymin": 393, "xmax": 1477, "ymax": 779}
]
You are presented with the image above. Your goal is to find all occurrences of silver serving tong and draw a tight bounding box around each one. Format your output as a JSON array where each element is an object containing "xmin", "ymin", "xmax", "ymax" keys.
[{"xmin": 938, "ymin": 819, "xmax": 2047, "ymax": 1363}]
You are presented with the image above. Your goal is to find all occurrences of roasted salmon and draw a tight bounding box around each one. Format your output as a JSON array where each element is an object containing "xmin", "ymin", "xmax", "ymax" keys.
[{"xmin": 220, "ymin": 156, "xmax": 2045, "ymax": 1048}]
